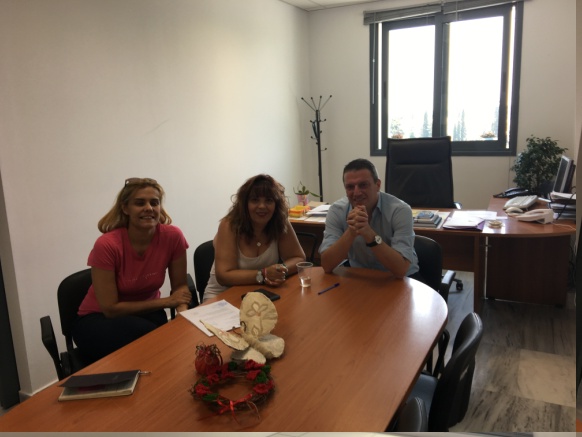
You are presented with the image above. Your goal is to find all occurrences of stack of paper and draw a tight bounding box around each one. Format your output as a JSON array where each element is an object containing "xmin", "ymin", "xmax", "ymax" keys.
[
  {"xmin": 443, "ymin": 211, "xmax": 495, "ymax": 231},
  {"xmin": 549, "ymin": 191, "xmax": 576, "ymax": 219},
  {"xmin": 306, "ymin": 204, "xmax": 330, "ymax": 216},
  {"xmin": 180, "ymin": 300, "xmax": 241, "ymax": 336}
]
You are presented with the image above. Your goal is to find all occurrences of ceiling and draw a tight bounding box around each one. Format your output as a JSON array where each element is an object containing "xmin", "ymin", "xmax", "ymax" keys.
[{"xmin": 279, "ymin": 0, "xmax": 385, "ymax": 12}]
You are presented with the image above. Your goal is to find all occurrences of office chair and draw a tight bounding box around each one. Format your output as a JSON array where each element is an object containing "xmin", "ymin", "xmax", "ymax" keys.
[
  {"xmin": 407, "ymin": 312, "xmax": 483, "ymax": 431},
  {"xmin": 295, "ymin": 231, "xmax": 318, "ymax": 264},
  {"xmin": 414, "ymin": 235, "xmax": 453, "ymax": 376},
  {"xmin": 40, "ymin": 269, "xmax": 93, "ymax": 380},
  {"xmin": 390, "ymin": 397, "xmax": 429, "ymax": 432},
  {"xmin": 194, "ymin": 240, "xmax": 215, "ymax": 303},
  {"xmin": 386, "ymin": 136, "xmax": 463, "ymax": 292}
]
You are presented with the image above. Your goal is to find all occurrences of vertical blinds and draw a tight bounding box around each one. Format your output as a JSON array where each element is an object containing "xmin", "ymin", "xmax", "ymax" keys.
[{"xmin": 363, "ymin": 0, "xmax": 524, "ymax": 25}]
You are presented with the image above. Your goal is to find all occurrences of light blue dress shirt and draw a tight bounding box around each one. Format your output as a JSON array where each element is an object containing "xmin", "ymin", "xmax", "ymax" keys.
[{"xmin": 319, "ymin": 191, "xmax": 419, "ymax": 275}]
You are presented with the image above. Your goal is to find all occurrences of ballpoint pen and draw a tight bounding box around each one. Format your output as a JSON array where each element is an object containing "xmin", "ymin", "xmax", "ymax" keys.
[{"xmin": 318, "ymin": 283, "xmax": 340, "ymax": 295}]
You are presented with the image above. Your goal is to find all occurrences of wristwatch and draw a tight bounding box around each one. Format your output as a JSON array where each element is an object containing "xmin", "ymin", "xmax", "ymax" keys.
[
  {"xmin": 256, "ymin": 269, "xmax": 264, "ymax": 284},
  {"xmin": 366, "ymin": 235, "xmax": 382, "ymax": 247}
]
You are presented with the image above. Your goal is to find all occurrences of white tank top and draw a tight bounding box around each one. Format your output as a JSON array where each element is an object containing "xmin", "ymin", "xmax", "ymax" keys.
[{"xmin": 203, "ymin": 241, "xmax": 279, "ymax": 301}]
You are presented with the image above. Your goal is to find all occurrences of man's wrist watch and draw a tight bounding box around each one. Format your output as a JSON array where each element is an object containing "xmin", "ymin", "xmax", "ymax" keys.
[
  {"xmin": 256, "ymin": 269, "xmax": 264, "ymax": 284},
  {"xmin": 366, "ymin": 235, "xmax": 382, "ymax": 247}
]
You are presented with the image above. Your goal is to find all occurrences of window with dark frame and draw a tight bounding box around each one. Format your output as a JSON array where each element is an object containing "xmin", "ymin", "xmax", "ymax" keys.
[{"xmin": 368, "ymin": 1, "xmax": 524, "ymax": 157}]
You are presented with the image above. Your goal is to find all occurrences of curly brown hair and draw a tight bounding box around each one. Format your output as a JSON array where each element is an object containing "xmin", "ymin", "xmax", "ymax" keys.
[
  {"xmin": 97, "ymin": 178, "xmax": 172, "ymax": 233},
  {"xmin": 225, "ymin": 174, "xmax": 289, "ymax": 243}
]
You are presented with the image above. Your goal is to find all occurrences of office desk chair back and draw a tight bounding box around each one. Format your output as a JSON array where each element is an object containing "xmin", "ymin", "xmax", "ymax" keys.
[
  {"xmin": 408, "ymin": 312, "xmax": 483, "ymax": 431},
  {"xmin": 40, "ymin": 269, "xmax": 93, "ymax": 380},
  {"xmin": 414, "ymin": 235, "xmax": 452, "ymax": 376},
  {"xmin": 414, "ymin": 235, "xmax": 453, "ymax": 300},
  {"xmin": 385, "ymin": 136, "xmax": 458, "ymax": 208},
  {"xmin": 386, "ymin": 136, "xmax": 463, "ymax": 292},
  {"xmin": 194, "ymin": 240, "xmax": 215, "ymax": 302},
  {"xmin": 295, "ymin": 231, "xmax": 318, "ymax": 263}
]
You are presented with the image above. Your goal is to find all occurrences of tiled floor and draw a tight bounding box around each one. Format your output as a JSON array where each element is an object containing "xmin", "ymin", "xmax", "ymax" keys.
[{"xmin": 447, "ymin": 272, "xmax": 575, "ymax": 432}]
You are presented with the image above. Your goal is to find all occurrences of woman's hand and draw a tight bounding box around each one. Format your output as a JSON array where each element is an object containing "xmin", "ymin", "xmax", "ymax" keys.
[
  {"xmin": 264, "ymin": 263, "xmax": 287, "ymax": 287},
  {"xmin": 168, "ymin": 287, "xmax": 192, "ymax": 308}
]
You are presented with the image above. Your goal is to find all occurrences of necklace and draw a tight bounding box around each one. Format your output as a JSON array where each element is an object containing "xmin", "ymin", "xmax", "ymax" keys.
[{"xmin": 256, "ymin": 241, "xmax": 261, "ymax": 247}]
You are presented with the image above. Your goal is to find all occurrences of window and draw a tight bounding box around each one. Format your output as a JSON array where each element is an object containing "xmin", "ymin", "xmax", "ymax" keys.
[{"xmin": 368, "ymin": 1, "xmax": 523, "ymax": 156}]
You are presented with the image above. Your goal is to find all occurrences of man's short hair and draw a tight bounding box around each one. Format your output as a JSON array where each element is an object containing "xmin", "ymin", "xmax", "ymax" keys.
[{"xmin": 343, "ymin": 158, "xmax": 379, "ymax": 182}]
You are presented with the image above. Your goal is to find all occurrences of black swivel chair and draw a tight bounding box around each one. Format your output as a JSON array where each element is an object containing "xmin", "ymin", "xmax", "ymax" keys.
[
  {"xmin": 407, "ymin": 312, "xmax": 483, "ymax": 431},
  {"xmin": 295, "ymin": 231, "xmax": 318, "ymax": 263},
  {"xmin": 414, "ymin": 235, "xmax": 453, "ymax": 376},
  {"xmin": 194, "ymin": 240, "xmax": 215, "ymax": 303},
  {"xmin": 386, "ymin": 136, "xmax": 463, "ymax": 292},
  {"xmin": 391, "ymin": 396, "xmax": 429, "ymax": 432},
  {"xmin": 40, "ymin": 269, "xmax": 93, "ymax": 380}
]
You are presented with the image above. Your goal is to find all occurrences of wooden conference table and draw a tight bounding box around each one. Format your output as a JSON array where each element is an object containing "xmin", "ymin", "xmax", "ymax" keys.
[
  {"xmin": 0, "ymin": 267, "xmax": 447, "ymax": 432},
  {"xmin": 291, "ymin": 197, "xmax": 576, "ymax": 313}
]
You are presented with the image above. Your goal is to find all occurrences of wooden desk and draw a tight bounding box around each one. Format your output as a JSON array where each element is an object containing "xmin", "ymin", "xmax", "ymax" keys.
[
  {"xmin": 482, "ymin": 198, "xmax": 575, "ymax": 306},
  {"xmin": 0, "ymin": 267, "xmax": 447, "ymax": 432},
  {"xmin": 291, "ymin": 198, "xmax": 576, "ymax": 311}
]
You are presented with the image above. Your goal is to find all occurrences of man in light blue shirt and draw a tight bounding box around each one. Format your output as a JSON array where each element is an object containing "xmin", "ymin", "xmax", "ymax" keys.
[{"xmin": 319, "ymin": 158, "xmax": 419, "ymax": 277}]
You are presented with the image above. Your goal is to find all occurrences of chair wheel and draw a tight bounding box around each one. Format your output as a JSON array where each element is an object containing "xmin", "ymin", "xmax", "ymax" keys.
[{"xmin": 456, "ymin": 282, "xmax": 463, "ymax": 291}]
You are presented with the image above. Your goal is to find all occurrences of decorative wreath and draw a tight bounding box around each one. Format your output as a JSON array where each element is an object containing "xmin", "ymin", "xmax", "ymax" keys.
[{"xmin": 190, "ymin": 360, "xmax": 275, "ymax": 419}]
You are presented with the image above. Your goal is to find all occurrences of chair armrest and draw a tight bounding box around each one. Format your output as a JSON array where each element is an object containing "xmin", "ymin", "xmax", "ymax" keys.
[
  {"xmin": 40, "ymin": 316, "xmax": 65, "ymax": 380},
  {"xmin": 439, "ymin": 270, "xmax": 456, "ymax": 303},
  {"xmin": 187, "ymin": 273, "xmax": 199, "ymax": 308}
]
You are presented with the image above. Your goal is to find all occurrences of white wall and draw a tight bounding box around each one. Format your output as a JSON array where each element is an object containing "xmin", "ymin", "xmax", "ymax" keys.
[
  {"xmin": 308, "ymin": 0, "xmax": 577, "ymax": 208},
  {"xmin": 0, "ymin": 0, "xmax": 310, "ymax": 395}
]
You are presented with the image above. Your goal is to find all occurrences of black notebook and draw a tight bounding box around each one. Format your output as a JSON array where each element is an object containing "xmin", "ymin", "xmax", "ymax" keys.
[{"xmin": 58, "ymin": 370, "xmax": 141, "ymax": 401}]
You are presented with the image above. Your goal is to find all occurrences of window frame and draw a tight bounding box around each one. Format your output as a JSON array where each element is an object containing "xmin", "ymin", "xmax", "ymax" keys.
[{"xmin": 369, "ymin": 2, "xmax": 523, "ymax": 157}]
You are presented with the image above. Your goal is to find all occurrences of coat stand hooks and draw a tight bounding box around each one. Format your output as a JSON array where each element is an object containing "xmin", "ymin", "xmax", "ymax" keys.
[{"xmin": 301, "ymin": 95, "xmax": 332, "ymax": 201}]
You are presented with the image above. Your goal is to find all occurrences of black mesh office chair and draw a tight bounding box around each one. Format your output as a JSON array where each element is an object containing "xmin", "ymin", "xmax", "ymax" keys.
[
  {"xmin": 386, "ymin": 136, "xmax": 463, "ymax": 292},
  {"xmin": 194, "ymin": 240, "xmax": 215, "ymax": 303},
  {"xmin": 295, "ymin": 231, "xmax": 318, "ymax": 263},
  {"xmin": 40, "ymin": 269, "xmax": 93, "ymax": 380},
  {"xmin": 407, "ymin": 312, "xmax": 483, "ymax": 431}
]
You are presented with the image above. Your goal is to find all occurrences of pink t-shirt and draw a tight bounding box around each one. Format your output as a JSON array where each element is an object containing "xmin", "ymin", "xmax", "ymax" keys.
[{"xmin": 78, "ymin": 224, "xmax": 189, "ymax": 316}]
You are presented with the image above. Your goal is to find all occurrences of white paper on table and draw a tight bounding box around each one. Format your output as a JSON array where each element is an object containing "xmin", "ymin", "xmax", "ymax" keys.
[
  {"xmin": 179, "ymin": 300, "xmax": 240, "ymax": 336},
  {"xmin": 306, "ymin": 204, "xmax": 331, "ymax": 216},
  {"xmin": 443, "ymin": 210, "xmax": 497, "ymax": 229}
]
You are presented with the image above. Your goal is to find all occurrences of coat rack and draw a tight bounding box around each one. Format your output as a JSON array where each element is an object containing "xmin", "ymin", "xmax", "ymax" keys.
[{"xmin": 301, "ymin": 95, "xmax": 332, "ymax": 201}]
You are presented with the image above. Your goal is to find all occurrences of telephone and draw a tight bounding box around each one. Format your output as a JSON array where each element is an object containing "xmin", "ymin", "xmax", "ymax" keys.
[
  {"xmin": 494, "ymin": 187, "xmax": 531, "ymax": 198},
  {"xmin": 515, "ymin": 209, "xmax": 554, "ymax": 224}
]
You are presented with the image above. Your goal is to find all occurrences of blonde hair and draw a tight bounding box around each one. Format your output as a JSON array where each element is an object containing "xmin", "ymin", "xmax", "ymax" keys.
[{"xmin": 98, "ymin": 178, "xmax": 172, "ymax": 233}]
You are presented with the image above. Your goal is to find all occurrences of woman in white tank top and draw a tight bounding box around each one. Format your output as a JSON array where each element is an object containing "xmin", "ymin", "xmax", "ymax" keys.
[{"xmin": 203, "ymin": 174, "xmax": 305, "ymax": 302}]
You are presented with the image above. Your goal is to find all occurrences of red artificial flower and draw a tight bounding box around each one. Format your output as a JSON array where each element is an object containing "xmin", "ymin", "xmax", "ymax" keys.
[
  {"xmin": 253, "ymin": 380, "xmax": 274, "ymax": 395},
  {"xmin": 246, "ymin": 369, "xmax": 261, "ymax": 380},
  {"xmin": 206, "ymin": 373, "xmax": 220, "ymax": 384},
  {"xmin": 245, "ymin": 360, "xmax": 263, "ymax": 370},
  {"xmin": 194, "ymin": 384, "xmax": 212, "ymax": 396},
  {"xmin": 221, "ymin": 369, "xmax": 235, "ymax": 380}
]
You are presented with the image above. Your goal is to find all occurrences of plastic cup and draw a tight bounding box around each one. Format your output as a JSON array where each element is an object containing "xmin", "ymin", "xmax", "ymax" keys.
[{"xmin": 297, "ymin": 262, "xmax": 313, "ymax": 287}]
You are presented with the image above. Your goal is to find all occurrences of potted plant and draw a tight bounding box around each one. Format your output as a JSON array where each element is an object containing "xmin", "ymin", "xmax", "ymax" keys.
[
  {"xmin": 293, "ymin": 181, "xmax": 321, "ymax": 206},
  {"xmin": 511, "ymin": 135, "xmax": 567, "ymax": 196},
  {"xmin": 480, "ymin": 131, "xmax": 496, "ymax": 140}
]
